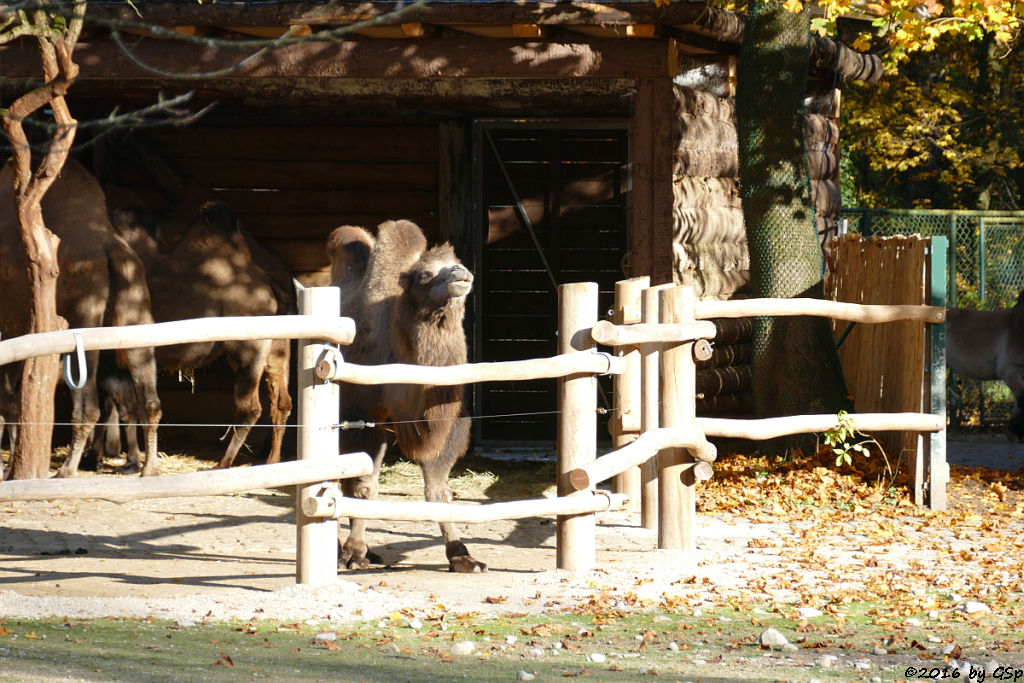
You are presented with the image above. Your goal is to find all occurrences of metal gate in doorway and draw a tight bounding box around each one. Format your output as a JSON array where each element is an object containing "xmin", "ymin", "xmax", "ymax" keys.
[{"xmin": 472, "ymin": 121, "xmax": 629, "ymax": 445}]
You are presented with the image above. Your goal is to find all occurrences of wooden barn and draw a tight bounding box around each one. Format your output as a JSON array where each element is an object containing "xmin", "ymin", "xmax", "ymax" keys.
[{"xmin": 0, "ymin": 1, "xmax": 881, "ymax": 449}]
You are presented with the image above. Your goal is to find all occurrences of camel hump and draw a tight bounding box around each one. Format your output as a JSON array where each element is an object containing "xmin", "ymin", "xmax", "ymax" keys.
[
  {"xmin": 327, "ymin": 225, "xmax": 375, "ymax": 289},
  {"xmin": 375, "ymin": 220, "xmax": 428, "ymax": 264}
]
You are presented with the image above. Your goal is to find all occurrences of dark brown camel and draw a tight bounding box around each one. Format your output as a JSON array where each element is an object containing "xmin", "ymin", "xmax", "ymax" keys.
[
  {"xmin": 0, "ymin": 159, "xmax": 162, "ymax": 477},
  {"xmin": 327, "ymin": 220, "xmax": 485, "ymax": 573},
  {"xmin": 109, "ymin": 201, "xmax": 294, "ymax": 468}
]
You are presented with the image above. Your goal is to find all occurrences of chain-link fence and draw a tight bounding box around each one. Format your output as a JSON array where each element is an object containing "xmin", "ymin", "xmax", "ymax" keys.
[{"xmin": 841, "ymin": 209, "xmax": 1024, "ymax": 430}]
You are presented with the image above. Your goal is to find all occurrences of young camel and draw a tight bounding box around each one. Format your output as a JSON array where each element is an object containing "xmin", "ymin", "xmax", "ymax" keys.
[{"xmin": 328, "ymin": 220, "xmax": 485, "ymax": 573}]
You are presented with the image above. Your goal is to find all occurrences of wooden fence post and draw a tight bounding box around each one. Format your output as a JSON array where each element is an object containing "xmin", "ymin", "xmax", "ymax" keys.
[
  {"xmin": 640, "ymin": 284, "xmax": 670, "ymax": 530},
  {"xmin": 610, "ymin": 276, "xmax": 649, "ymax": 511},
  {"xmin": 557, "ymin": 282, "xmax": 598, "ymax": 572},
  {"xmin": 658, "ymin": 286, "xmax": 698, "ymax": 550},
  {"xmin": 297, "ymin": 287, "xmax": 341, "ymax": 585}
]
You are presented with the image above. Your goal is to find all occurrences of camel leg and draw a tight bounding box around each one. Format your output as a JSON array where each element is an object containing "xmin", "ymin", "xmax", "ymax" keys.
[
  {"xmin": 113, "ymin": 348, "xmax": 162, "ymax": 477},
  {"xmin": 216, "ymin": 342, "xmax": 269, "ymax": 469},
  {"xmin": 338, "ymin": 429, "xmax": 388, "ymax": 569},
  {"xmin": 57, "ymin": 351, "xmax": 102, "ymax": 478},
  {"xmin": 420, "ymin": 417, "xmax": 485, "ymax": 573},
  {"xmin": 262, "ymin": 339, "xmax": 292, "ymax": 465}
]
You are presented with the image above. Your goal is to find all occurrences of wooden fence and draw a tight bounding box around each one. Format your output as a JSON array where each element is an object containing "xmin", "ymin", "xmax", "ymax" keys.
[{"xmin": 0, "ymin": 281, "xmax": 946, "ymax": 586}]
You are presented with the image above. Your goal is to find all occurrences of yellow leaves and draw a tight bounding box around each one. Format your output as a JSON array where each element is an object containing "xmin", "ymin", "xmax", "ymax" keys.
[{"xmin": 782, "ymin": 0, "xmax": 804, "ymax": 12}]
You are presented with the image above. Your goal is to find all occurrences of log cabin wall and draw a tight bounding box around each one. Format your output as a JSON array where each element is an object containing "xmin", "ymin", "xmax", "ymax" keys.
[
  {"xmin": 101, "ymin": 112, "xmax": 441, "ymax": 287},
  {"xmin": 671, "ymin": 55, "xmax": 846, "ymax": 419}
]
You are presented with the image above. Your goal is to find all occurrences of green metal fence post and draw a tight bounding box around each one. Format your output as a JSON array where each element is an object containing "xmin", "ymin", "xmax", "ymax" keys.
[{"xmin": 927, "ymin": 236, "xmax": 948, "ymax": 511}]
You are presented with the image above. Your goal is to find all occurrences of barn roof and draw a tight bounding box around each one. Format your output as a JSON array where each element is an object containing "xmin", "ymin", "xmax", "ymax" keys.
[{"xmin": 0, "ymin": 1, "xmax": 882, "ymax": 107}]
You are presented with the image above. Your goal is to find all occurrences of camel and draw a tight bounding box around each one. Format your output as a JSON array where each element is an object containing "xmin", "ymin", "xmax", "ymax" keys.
[
  {"xmin": 109, "ymin": 200, "xmax": 295, "ymax": 469},
  {"xmin": 0, "ymin": 159, "xmax": 163, "ymax": 477},
  {"xmin": 327, "ymin": 220, "xmax": 486, "ymax": 573}
]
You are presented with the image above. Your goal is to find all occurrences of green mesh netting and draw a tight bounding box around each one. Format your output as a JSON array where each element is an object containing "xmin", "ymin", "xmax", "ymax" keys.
[{"xmin": 736, "ymin": 0, "xmax": 851, "ymax": 451}]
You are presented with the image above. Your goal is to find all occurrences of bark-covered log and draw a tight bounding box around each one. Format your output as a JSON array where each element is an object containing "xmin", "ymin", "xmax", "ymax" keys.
[
  {"xmin": 676, "ymin": 115, "xmax": 737, "ymax": 146},
  {"xmin": 675, "ymin": 82, "xmax": 733, "ymax": 120},
  {"xmin": 708, "ymin": 316, "xmax": 754, "ymax": 345},
  {"xmin": 697, "ymin": 341, "xmax": 752, "ymax": 369},
  {"xmin": 696, "ymin": 391, "xmax": 754, "ymax": 416},
  {"xmin": 804, "ymin": 114, "xmax": 839, "ymax": 148},
  {"xmin": 809, "ymin": 35, "xmax": 884, "ymax": 84},
  {"xmin": 696, "ymin": 364, "xmax": 752, "ymax": 396},
  {"xmin": 806, "ymin": 148, "xmax": 838, "ymax": 180},
  {"xmin": 674, "ymin": 147, "xmax": 739, "ymax": 178},
  {"xmin": 673, "ymin": 207, "xmax": 745, "ymax": 244},
  {"xmin": 673, "ymin": 176, "xmax": 741, "ymax": 209},
  {"xmin": 810, "ymin": 180, "xmax": 841, "ymax": 216}
]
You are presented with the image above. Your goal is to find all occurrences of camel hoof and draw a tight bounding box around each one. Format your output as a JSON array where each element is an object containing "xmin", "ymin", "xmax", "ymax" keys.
[
  {"xmin": 342, "ymin": 555, "xmax": 371, "ymax": 570},
  {"xmin": 448, "ymin": 555, "xmax": 487, "ymax": 573},
  {"xmin": 115, "ymin": 462, "xmax": 142, "ymax": 476}
]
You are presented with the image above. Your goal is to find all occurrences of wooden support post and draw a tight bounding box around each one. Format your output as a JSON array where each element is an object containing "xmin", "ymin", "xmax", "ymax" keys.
[
  {"xmin": 658, "ymin": 286, "xmax": 698, "ymax": 550},
  {"xmin": 557, "ymin": 282, "xmax": 599, "ymax": 572},
  {"xmin": 610, "ymin": 276, "xmax": 649, "ymax": 511},
  {"xmin": 632, "ymin": 78, "xmax": 676, "ymax": 284},
  {"xmin": 640, "ymin": 284, "xmax": 670, "ymax": 529},
  {"xmin": 296, "ymin": 287, "xmax": 341, "ymax": 585}
]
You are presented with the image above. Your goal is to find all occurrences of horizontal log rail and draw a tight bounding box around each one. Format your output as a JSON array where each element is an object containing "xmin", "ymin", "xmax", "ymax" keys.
[
  {"xmin": 568, "ymin": 427, "xmax": 717, "ymax": 492},
  {"xmin": 695, "ymin": 298, "xmax": 945, "ymax": 324},
  {"xmin": 697, "ymin": 412, "xmax": 944, "ymax": 440},
  {"xmin": 304, "ymin": 490, "xmax": 630, "ymax": 523},
  {"xmin": 316, "ymin": 348, "xmax": 625, "ymax": 385},
  {"xmin": 590, "ymin": 320, "xmax": 718, "ymax": 346},
  {"xmin": 0, "ymin": 453, "xmax": 373, "ymax": 504},
  {"xmin": 0, "ymin": 315, "xmax": 356, "ymax": 367}
]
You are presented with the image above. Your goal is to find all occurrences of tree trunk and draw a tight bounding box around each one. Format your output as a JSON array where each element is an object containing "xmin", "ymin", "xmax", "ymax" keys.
[
  {"xmin": 735, "ymin": 0, "xmax": 851, "ymax": 452},
  {"xmin": 1, "ymin": 4, "xmax": 83, "ymax": 479},
  {"xmin": 10, "ymin": 204, "xmax": 64, "ymax": 480}
]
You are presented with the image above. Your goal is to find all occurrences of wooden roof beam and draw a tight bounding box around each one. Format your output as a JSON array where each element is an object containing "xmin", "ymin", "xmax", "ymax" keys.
[
  {"xmin": 354, "ymin": 22, "xmax": 431, "ymax": 39},
  {"xmin": 0, "ymin": 36, "xmax": 678, "ymax": 80},
  {"xmin": 444, "ymin": 23, "xmax": 549, "ymax": 39},
  {"xmin": 221, "ymin": 25, "xmax": 314, "ymax": 39},
  {"xmin": 567, "ymin": 24, "xmax": 656, "ymax": 39}
]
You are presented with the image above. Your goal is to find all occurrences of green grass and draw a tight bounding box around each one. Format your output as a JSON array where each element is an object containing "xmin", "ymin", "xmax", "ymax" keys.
[{"xmin": 3, "ymin": 601, "xmax": 1022, "ymax": 682}]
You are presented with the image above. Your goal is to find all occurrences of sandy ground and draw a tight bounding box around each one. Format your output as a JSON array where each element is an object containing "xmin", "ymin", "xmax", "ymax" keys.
[{"xmin": 0, "ymin": 433, "xmax": 1021, "ymax": 623}]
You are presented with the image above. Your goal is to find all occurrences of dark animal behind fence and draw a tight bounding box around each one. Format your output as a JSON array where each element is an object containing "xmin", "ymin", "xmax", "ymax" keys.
[
  {"xmin": 946, "ymin": 289, "xmax": 1024, "ymax": 440},
  {"xmin": 0, "ymin": 159, "xmax": 163, "ymax": 477},
  {"xmin": 109, "ymin": 200, "xmax": 295, "ymax": 469},
  {"xmin": 327, "ymin": 220, "xmax": 485, "ymax": 573}
]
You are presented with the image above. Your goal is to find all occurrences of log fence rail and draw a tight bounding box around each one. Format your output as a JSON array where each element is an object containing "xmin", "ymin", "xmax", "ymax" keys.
[{"xmin": 0, "ymin": 281, "xmax": 947, "ymax": 585}]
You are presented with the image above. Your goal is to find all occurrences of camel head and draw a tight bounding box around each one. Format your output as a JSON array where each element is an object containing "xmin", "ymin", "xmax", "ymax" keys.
[{"xmin": 403, "ymin": 243, "xmax": 474, "ymax": 313}]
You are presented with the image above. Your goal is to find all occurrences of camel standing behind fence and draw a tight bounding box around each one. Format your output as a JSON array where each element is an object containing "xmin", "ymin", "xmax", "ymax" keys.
[
  {"xmin": 0, "ymin": 159, "xmax": 163, "ymax": 477},
  {"xmin": 109, "ymin": 199, "xmax": 295, "ymax": 469}
]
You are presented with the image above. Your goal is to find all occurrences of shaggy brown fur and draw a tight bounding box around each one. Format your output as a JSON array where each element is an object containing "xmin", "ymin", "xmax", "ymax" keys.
[
  {"xmin": 328, "ymin": 220, "xmax": 484, "ymax": 573},
  {"xmin": 109, "ymin": 201, "xmax": 295, "ymax": 468},
  {"xmin": 0, "ymin": 159, "xmax": 163, "ymax": 477}
]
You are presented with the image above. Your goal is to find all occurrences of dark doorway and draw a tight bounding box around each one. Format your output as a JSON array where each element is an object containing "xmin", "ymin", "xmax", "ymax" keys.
[{"xmin": 473, "ymin": 122, "xmax": 629, "ymax": 446}]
